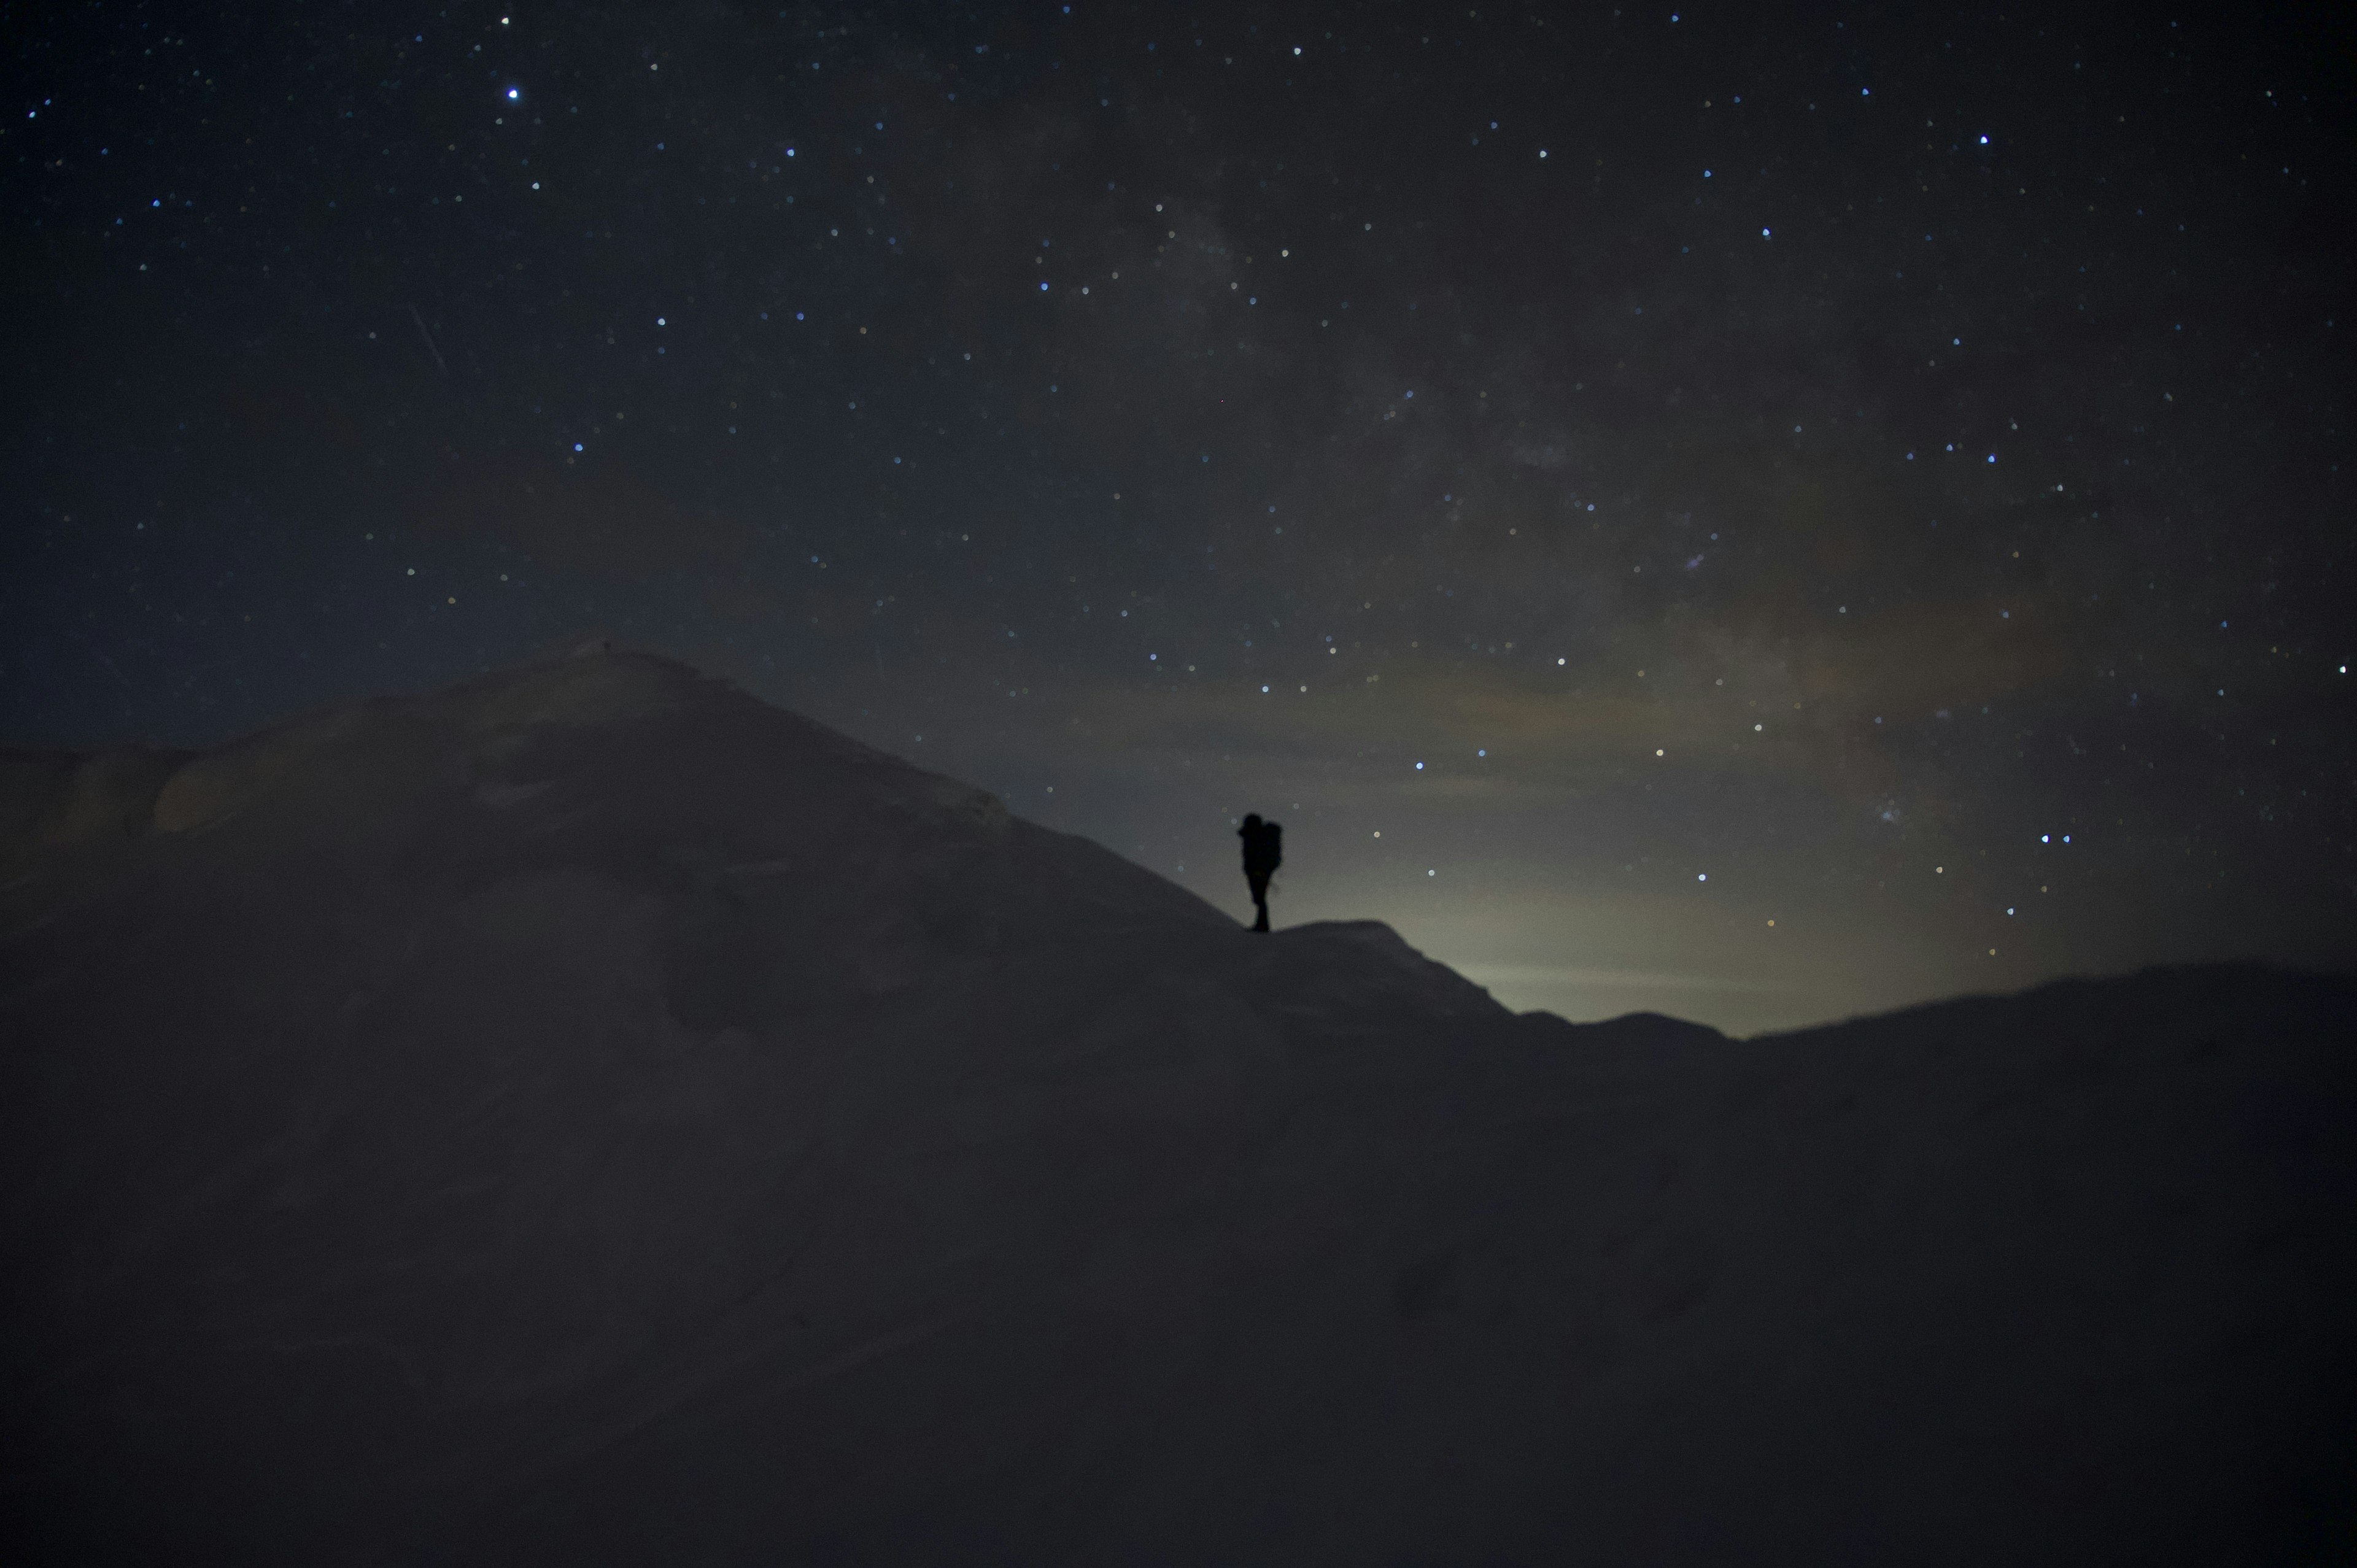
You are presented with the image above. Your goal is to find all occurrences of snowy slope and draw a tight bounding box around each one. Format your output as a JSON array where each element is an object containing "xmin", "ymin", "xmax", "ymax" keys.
[{"xmin": 2, "ymin": 645, "xmax": 2350, "ymax": 1564}]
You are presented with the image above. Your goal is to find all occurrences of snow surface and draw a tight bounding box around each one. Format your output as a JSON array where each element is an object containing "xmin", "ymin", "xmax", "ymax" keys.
[{"xmin": 2, "ymin": 645, "xmax": 2350, "ymax": 1563}]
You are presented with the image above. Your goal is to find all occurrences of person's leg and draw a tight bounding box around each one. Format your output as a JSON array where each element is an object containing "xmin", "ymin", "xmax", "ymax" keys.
[{"xmin": 1248, "ymin": 873, "xmax": 1271, "ymax": 930}]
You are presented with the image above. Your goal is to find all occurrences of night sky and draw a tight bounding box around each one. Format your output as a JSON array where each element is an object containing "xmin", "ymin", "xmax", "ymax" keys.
[{"xmin": 6, "ymin": 1, "xmax": 2351, "ymax": 1032}]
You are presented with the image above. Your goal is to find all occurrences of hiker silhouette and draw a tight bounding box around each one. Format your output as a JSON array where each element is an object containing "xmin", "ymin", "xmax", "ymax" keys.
[{"xmin": 1237, "ymin": 813, "xmax": 1283, "ymax": 932}]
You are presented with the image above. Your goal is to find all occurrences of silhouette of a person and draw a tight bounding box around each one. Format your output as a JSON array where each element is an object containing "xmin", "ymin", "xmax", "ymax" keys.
[{"xmin": 1238, "ymin": 813, "xmax": 1283, "ymax": 932}]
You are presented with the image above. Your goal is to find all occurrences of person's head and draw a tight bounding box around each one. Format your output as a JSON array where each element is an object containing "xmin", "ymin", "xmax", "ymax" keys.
[{"xmin": 1241, "ymin": 813, "xmax": 1262, "ymax": 829}]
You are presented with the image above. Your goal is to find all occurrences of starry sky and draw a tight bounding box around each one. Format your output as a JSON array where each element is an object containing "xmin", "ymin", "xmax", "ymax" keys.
[{"xmin": 6, "ymin": 1, "xmax": 2352, "ymax": 1032}]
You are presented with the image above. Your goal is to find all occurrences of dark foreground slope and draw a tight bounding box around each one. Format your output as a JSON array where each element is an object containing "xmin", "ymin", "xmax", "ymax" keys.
[{"xmin": 2, "ymin": 647, "xmax": 2350, "ymax": 1565}]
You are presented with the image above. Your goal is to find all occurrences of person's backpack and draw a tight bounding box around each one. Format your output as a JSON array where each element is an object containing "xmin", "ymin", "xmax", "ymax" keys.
[{"xmin": 1245, "ymin": 819, "xmax": 1282, "ymax": 873}]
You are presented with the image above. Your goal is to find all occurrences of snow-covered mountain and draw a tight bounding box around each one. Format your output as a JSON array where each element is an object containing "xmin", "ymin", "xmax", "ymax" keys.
[{"xmin": 3, "ymin": 644, "xmax": 2349, "ymax": 1563}]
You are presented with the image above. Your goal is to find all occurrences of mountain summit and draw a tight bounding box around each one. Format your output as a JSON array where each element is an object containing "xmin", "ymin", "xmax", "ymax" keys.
[{"xmin": 3, "ymin": 646, "xmax": 2350, "ymax": 1563}]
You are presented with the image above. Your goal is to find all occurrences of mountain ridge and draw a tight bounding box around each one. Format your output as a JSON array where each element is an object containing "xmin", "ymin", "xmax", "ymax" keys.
[{"xmin": 2, "ymin": 644, "xmax": 2349, "ymax": 1563}]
